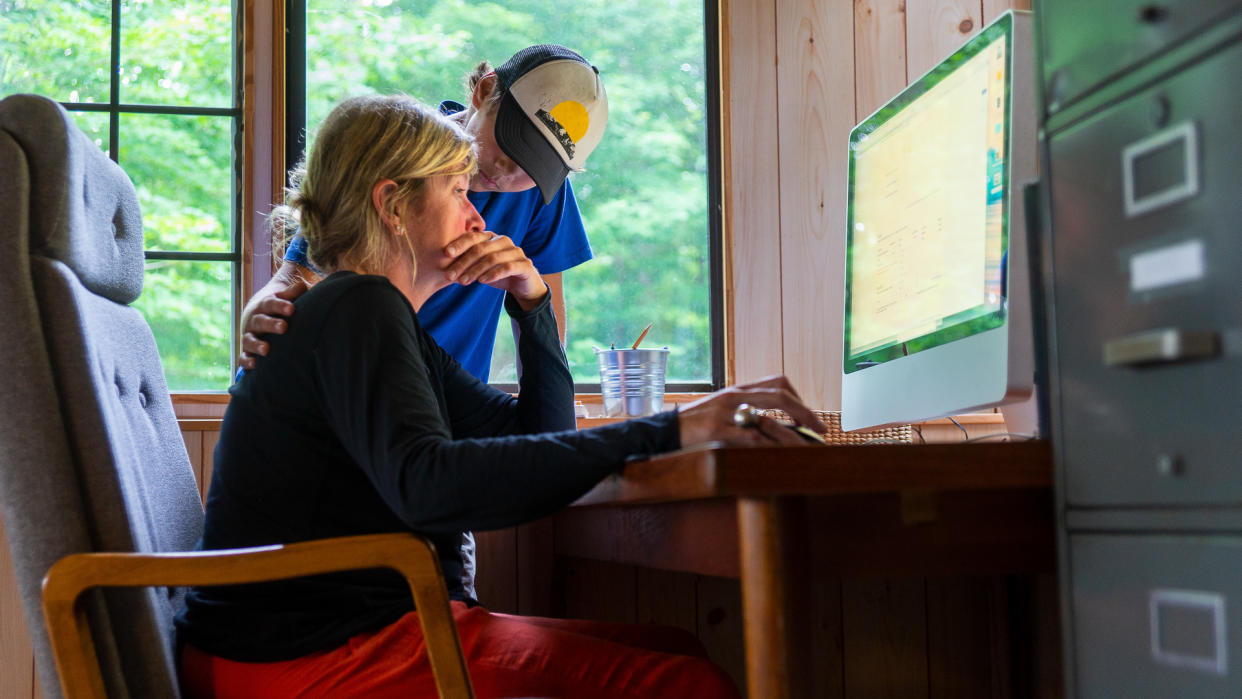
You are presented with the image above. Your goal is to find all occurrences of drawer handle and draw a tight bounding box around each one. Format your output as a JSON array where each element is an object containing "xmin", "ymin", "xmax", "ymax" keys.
[
  {"xmin": 1138, "ymin": 5, "xmax": 1168, "ymax": 23},
  {"xmin": 1103, "ymin": 328, "xmax": 1219, "ymax": 367}
]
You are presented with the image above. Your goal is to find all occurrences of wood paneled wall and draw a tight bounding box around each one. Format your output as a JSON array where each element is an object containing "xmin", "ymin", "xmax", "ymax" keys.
[
  {"xmin": 0, "ymin": 516, "xmax": 37, "ymax": 698},
  {"xmin": 727, "ymin": 0, "xmax": 1031, "ymax": 411},
  {"xmin": 0, "ymin": 409, "xmax": 223, "ymax": 699}
]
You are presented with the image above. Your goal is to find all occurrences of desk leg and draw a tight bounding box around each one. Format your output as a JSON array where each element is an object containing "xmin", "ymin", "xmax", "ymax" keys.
[{"xmin": 737, "ymin": 497, "xmax": 811, "ymax": 699}]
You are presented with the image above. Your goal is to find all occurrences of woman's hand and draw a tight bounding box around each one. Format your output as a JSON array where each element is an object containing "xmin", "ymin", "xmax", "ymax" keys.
[
  {"xmin": 441, "ymin": 230, "xmax": 548, "ymax": 310},
  {"xmin": 237, "ymin": 264, "xmax": 312, "ymax": 369},
  {"xmin": 677, "ymin": 375, "xmax": 828, "ymax": 448}
]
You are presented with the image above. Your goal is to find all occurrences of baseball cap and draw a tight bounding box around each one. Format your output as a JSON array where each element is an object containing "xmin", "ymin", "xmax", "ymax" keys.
[{"xmin": 493, "ymin": 45, "xmax": 609, "ymax": 205}]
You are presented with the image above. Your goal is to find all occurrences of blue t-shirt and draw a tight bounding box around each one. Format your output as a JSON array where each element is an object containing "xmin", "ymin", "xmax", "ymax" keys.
[{"xmin": 284, "ymin": 100, "xmax": 593, "ymax": 380}]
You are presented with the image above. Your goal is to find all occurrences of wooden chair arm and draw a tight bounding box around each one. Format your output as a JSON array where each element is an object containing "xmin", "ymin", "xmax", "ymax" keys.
[{"xmin": 41, "ymin": 532, "xmax": 474, "ymax": 699}]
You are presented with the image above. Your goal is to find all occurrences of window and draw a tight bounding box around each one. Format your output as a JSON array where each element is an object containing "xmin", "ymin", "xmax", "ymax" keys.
[
  {"xmin": 1, "ymin": 0, "xmax": 241, "ymax": 390},
  {"xmin": 288, "ymin": 0, "xmax": 723, "ymax": 390}
]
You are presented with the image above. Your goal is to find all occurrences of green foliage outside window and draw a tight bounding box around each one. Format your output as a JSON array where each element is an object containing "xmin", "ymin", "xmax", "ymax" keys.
[
  {"xmin": 304, "ymin": 0, "xmax": 713, "ymax": 384},
  {"xmin": 1, "ymin": 0, "xmax": 713, "ymax": 389},
  {"xmin": 1, "ymin": 0, "xmax": 237, "ymax": 390}
]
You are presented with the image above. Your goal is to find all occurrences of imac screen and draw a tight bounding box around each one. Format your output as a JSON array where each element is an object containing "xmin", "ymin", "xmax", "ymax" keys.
[{"xmin": 844, "ymin": 18, "xmax": 1013, "ymax": 374}]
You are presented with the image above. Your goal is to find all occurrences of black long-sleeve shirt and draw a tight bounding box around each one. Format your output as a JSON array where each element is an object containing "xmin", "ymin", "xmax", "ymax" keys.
[{"xmin": 175, "ymin": 272, "xmax": 680, "ymax": 661}]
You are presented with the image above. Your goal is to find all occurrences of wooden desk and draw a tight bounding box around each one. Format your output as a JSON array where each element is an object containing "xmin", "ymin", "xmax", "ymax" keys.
[{"xmin": 557, "ymin": 441, "xmax": 1054, "ymax": 699}]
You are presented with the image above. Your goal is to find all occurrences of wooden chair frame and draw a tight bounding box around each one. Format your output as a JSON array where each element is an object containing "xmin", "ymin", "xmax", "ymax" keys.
[{"xmin": 41, "ymin": 532, "xmax": 475, "ymax": 699}]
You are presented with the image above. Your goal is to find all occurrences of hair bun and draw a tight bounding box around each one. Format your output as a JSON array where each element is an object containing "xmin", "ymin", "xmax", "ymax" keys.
[{"xmin": 291, "ymin": 191, "xmax": 319, "ymax": 234}]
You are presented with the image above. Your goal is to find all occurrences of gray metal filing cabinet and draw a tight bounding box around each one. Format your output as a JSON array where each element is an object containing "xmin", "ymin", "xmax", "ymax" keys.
[{"xmin": 1033, "ymin": 1, "xmax": 1242, "ymax": 696}]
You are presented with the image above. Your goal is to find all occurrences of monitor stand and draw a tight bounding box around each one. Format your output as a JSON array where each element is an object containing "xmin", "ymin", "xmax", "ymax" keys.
[{"xmin": 999, "ymin": 389, "xmax": 1041, "ymax": 440}]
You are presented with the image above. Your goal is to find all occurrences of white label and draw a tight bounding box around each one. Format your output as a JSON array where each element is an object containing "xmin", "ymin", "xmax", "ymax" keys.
[
  {"xmin": 1122, "ymin": 121, "xmax": 1199, "ymax": 218},
  {"xmin": 1149, "ymin": 588, "xmax": 1228, "ymax": 676},
  {"xmin": 1130, "ymin": 239, "xmax": 1205, "ymax": 293}
]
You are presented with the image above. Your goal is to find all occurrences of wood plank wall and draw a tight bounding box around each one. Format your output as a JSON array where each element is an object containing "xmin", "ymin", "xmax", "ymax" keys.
[
  {"xmin": 0, "ymin": 516, "xmax": 36, "ymax": 698},
  {"xmin": 727, "ymin": 0, "xmax": 1031, "ymax": 412},
  {"xmin": 0, "ymin": 400, "xmax": 225, "ymax": 698}
]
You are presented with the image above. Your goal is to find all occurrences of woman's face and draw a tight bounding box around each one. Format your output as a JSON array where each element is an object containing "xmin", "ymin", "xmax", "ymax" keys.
[
  {"xmin": 462, "ymin": 80, "xmax": 537, "ymax": 194},
  {"xmin": 401, "ymin": 173, "xmax": 485, "ymax": 272}
]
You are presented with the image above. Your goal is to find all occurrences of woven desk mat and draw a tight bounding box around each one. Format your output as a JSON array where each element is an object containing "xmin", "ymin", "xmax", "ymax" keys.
[{"xmin": 758, "ymin": 409, "xmax": 912, "ymax": 445}]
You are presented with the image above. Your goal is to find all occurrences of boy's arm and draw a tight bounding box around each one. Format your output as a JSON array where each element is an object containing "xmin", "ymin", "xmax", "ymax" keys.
[
  {"xmin": 508, "ymin": 272, "xmax": 567, "ymax": 382},
  {"xmin": 541, "ymin": 272, "xmax": 567, "ymax": 345}
]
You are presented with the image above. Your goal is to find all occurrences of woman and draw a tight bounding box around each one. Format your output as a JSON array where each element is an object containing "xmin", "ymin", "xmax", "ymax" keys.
[
  {"xmin": 175, "ymin": 94, "xmax": 822, "ymax": 698},
  {"xmin": 241, "ymin": 44, "xmax": 605, "ymax": 381},
  {"xmin": 238, "ymin": 46, "xmax": 604, "ymax": 605}
]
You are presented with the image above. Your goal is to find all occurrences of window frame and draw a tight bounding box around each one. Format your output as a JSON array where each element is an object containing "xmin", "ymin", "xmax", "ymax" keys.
[{"xmin": 281, "ymin": 0, "xmax": 726, "ymax": 394}]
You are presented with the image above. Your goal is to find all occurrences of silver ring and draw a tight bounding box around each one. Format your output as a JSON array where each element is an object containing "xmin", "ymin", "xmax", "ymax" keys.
[{"xmin": 732, "ymin": 403, "xmax": 760, "ymax": 429}]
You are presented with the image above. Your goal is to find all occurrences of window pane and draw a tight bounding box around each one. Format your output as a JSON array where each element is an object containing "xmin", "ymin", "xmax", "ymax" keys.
[
  {"xmin": 136, "ymin": 259, "xmax": 233, "ymax": 390},
  {"xmin": 0, "ymin": 0, "xmax": 112, "ymax": 103},
  {"xmin": 66, "ymin": 110, "xmax": 111, "ymax": 157},
  {"xmin": 6, "ymin": 1, "xmax": 242, "ymax": 394},
  {"xmin": 306, "ymin": 0, "xmax": 713, "ymax": 384},
  {"xmin": 489, "ymin": 322, "xmax": 518, "ymax": 384},
  {"xmin": 564, "ymin": 171, "xmax": 711, "ymax": 384},
  {"xmin": 120, "ymin": 0, "xmax": 233, "ymax": 108},
  {"xmin": 118, "ymin": 113, "xmax": 233, "ymax": 252}
]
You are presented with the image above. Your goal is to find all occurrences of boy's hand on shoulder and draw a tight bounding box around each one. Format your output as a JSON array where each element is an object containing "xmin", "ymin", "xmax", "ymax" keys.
[{"xmin": 238, "ymin": 264, "xmax": 313, "ymax": 369}]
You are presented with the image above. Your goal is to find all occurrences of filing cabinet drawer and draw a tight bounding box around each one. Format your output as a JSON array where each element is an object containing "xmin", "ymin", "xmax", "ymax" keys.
[
  {"xmin": 1045, "ymin": 39, "xmax": 1242, "ymax": 507},
  {"xmin": 1037, "ymin": 0, "xmax": 1242, "ymax": 113},
  {"xmin": 1070, "ymin": 534, "xmax": 1242, "ymax": 697}
]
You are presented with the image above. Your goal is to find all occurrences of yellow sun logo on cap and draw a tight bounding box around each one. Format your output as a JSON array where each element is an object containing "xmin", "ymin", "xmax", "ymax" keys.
[{"xmin": 549, "ymin": 101, "xmax": 589, "ymax": 143}]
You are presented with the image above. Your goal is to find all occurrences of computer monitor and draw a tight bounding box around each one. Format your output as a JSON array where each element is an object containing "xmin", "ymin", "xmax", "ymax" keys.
[{"xmin": 840, "ymin": 10, "xmax": 1038, "ymax": 434}]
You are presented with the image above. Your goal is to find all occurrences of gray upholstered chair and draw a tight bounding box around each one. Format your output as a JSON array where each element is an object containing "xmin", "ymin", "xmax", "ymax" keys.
[{"xmin": 0, "ymin": 94, "xmax": 473, "ymax": 699}]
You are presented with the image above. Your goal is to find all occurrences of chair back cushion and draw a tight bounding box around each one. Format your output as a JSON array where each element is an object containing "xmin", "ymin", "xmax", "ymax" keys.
[{"xmin": 0, "ymin": 94, "xmax": 205, "ymax": 699}]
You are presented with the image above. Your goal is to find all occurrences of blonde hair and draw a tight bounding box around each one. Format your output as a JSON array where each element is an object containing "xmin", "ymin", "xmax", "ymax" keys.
[{"xmin": 271, "ymin": 95, "xmax": 476, "ymax": 277}]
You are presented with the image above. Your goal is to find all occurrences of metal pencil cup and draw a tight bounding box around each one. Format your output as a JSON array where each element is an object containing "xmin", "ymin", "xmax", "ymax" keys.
[{"xmin": 595, "ymin": 348, "xmax": 670, "ymax": 417}]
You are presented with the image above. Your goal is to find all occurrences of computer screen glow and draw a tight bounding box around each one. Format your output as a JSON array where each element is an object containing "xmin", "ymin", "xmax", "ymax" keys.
[{"xmin": 845, "ymin": 28, "xmax": 1011, "ymax": 373}]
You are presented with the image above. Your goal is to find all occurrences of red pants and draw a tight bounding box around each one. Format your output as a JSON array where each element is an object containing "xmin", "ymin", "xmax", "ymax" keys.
[{"xmin": 180, "ymin": 602, "xmax": 741, "ymax": 698}]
